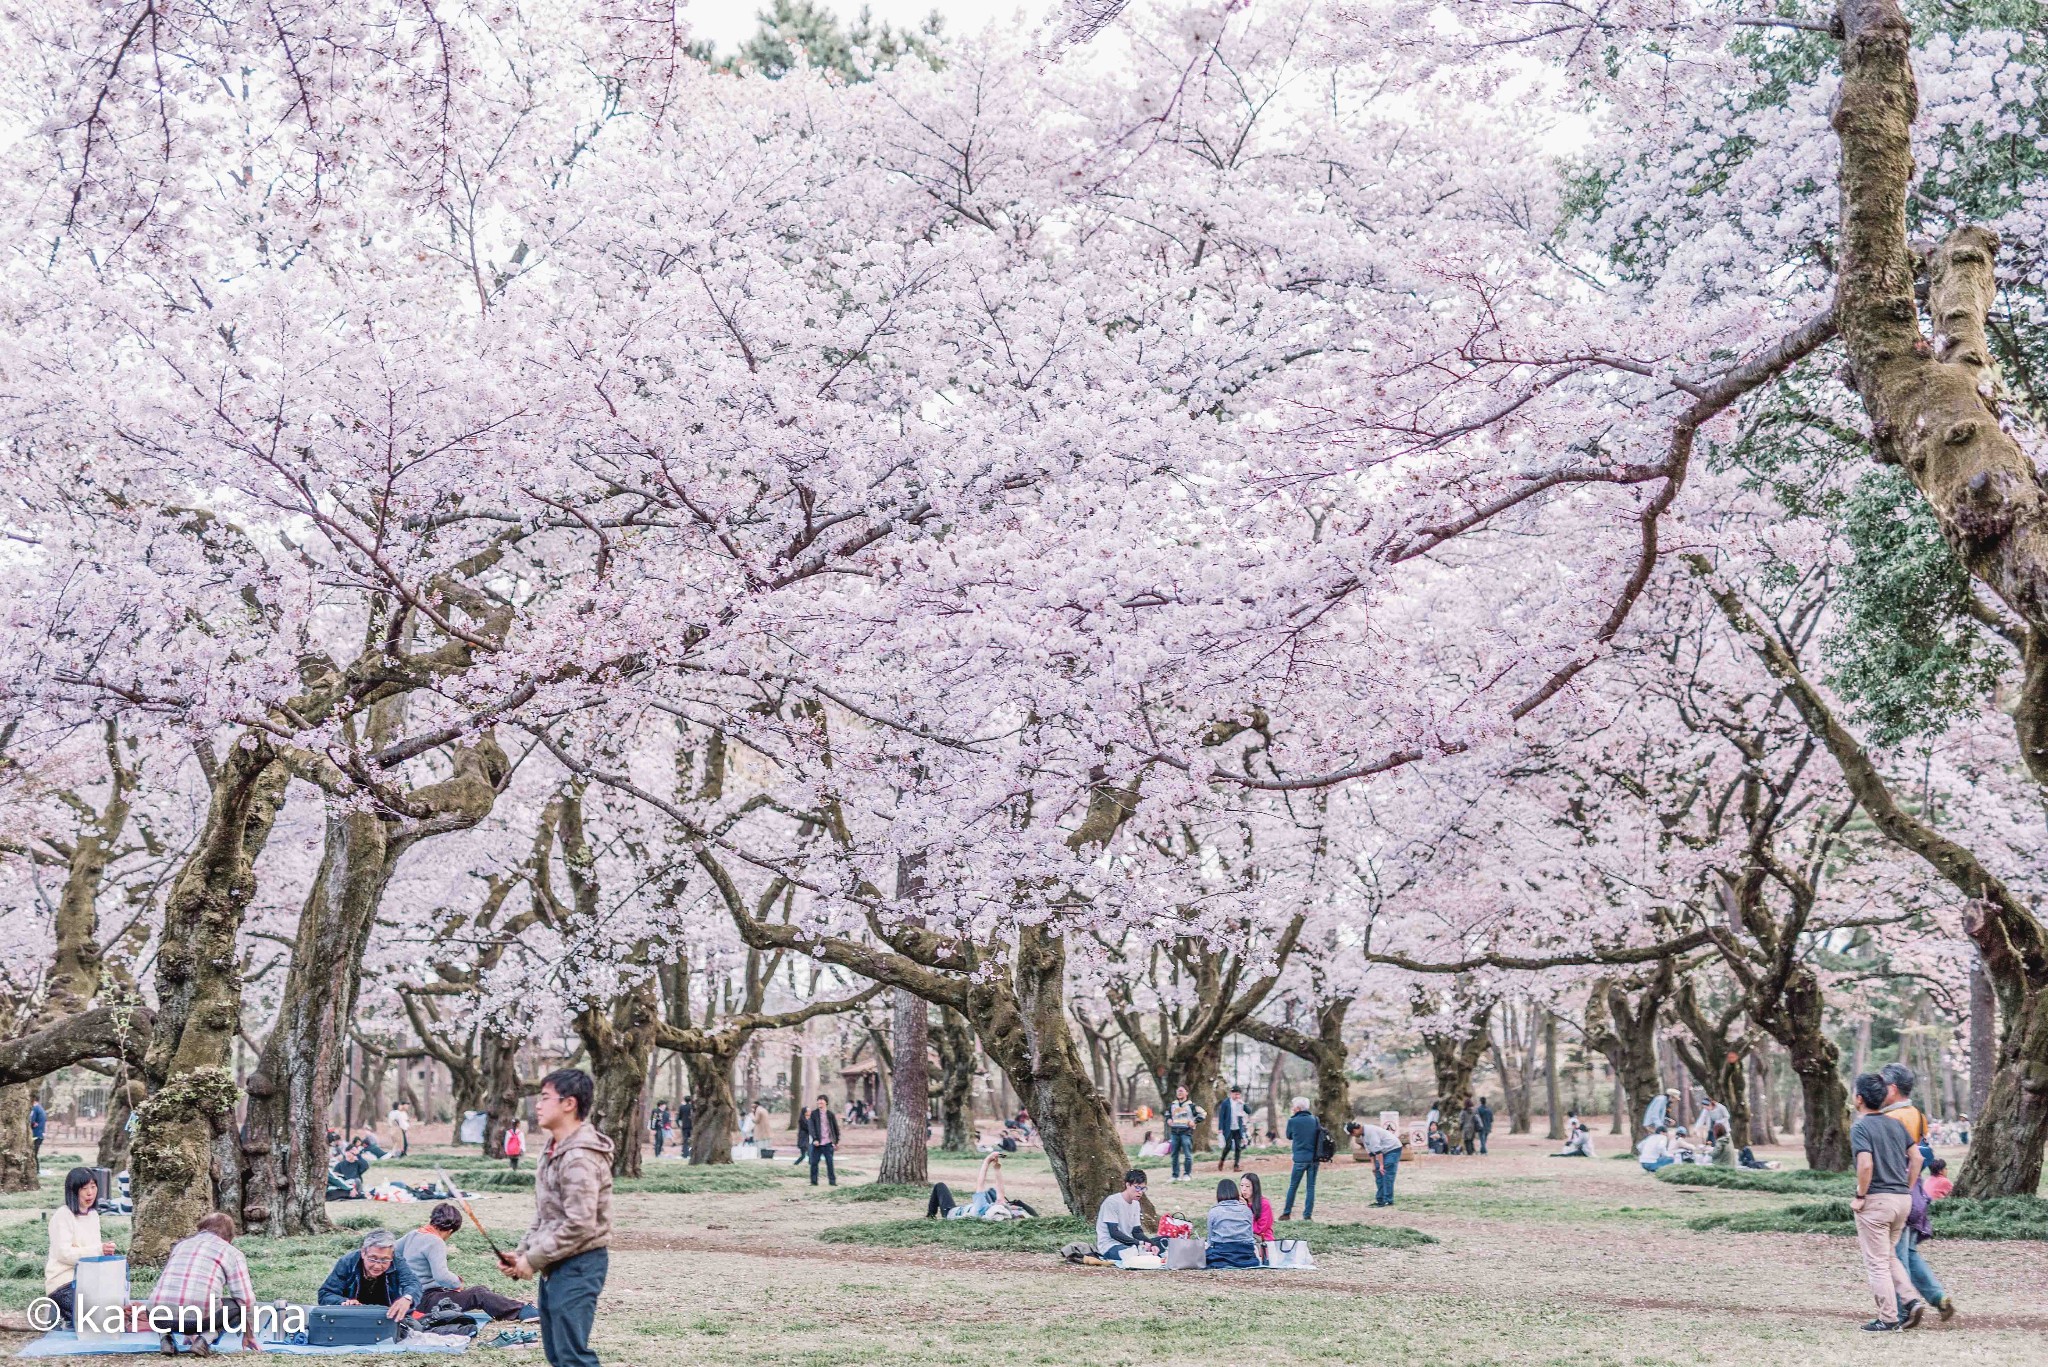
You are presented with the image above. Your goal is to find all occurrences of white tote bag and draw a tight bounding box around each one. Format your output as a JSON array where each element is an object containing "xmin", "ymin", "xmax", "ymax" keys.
[
  {"xmin": 74, "ymin": 1255, "xmax": 128, "ymax": 1342},
  {"xmin": 1272, "ymin": 1238, "xmax": 1316, "ymax": 1270}
]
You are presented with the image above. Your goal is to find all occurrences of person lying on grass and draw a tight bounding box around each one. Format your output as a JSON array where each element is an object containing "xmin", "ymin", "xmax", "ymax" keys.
[{"xmin": 925, "ymin": 1153, "xmax": 1039, "ymax": 1220}]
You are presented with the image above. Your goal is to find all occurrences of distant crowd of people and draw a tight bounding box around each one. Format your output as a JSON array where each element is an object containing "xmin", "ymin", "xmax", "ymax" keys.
[{"xmin": 1422, "ymin": 1095, "xmax": 1494, "ymax": 1155}]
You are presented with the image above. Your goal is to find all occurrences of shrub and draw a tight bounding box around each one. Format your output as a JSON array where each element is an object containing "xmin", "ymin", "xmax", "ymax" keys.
[
  {"xmin": 1654, "ymin": 1167, "xmax": 1852, "ymax": 1196},
  {"xmin": 1689, "ymin": 1195, "xmax": 2048, "ymax": 1241}
]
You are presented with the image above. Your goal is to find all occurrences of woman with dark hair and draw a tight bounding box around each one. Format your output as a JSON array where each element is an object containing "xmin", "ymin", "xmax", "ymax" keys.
[
  {"xmin": 1238, "ymin": 1172, "xmax": 1275, "ymax": 1262},
  {"xmin": 46, "ymin": 1168, "xmax": 116, "ymax": 1326},
  {"xmin": 1203, "ymin": 1178, "xmax": 1260, "ymax": 1268}
]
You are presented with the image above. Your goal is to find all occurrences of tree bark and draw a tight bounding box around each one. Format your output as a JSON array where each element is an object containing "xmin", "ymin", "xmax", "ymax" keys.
[
  {"xmin": 683, "ymin": 1050, "xmax": 739, "ymax": 1166},
  {"xmin": 240, "ymin": 735, "xmax": 505, "ymax": 1235},
  {"xmin": 0, "ymin": 1088, "xmax": 38, "ymax": 1192},
  {"xmin": 132, "ymin": 740, "xmax": 290, "ymax": 1265},
  {"xmin": 1544, "ymin": 1012, "xmax": 1565, "ymax": 1141},
  {"xmin": 877, "ymin": 989, "xmax": 929, "ymax": 1184},
  {"xmin": 99, "ymin": 1079, "xmax": 145, "ymax": 1172},
  {"xmin": 1830, "ymin": 0, "xmax": 2048, "ymax": 1196},
  {"xmin": 1582, "ymin": 970, "xmax": 1670, "ymax": 1146},
  {"xmin": 934, "ymin": 1007, "xmax": 975, "ymax": 1151},
  {"xmin": 1747, "ymin": 1050, "xmax": 1777, "ymax": 1147},
  {"xmin": 1971, "ymin": 954, "xmax": 1996, "ymax": 1118}
]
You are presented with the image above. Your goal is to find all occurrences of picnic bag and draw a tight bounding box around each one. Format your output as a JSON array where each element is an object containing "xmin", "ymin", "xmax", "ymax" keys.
[
  {"xmin": 303, "ymin": 1305, "xmax": 401, "ymax": 1347},
  {"xmin": 1315, "ymin": 1124, "xmax": 1336, "ymax": 1164},
  {"xmin": 1164, "ymin": 1237, "xmax": 1208, "ymax": 1270},
  {"xmin": 1273, "ymin": 1238, "xmax": 1316, "ymax": 1270},
  {"xmin": 1156, "ymin": 1213, "xmax": 1193, "ymax": 1239}
]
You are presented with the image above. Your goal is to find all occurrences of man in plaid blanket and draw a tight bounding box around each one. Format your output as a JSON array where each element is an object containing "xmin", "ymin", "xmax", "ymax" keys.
[{"xmin": 143, "ymin": 1213, "xmax": 259, "ymax": 1356}]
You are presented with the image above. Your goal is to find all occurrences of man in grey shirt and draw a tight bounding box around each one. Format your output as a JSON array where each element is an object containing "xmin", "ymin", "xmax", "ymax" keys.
[
  {"xmin": 397, "ymin": 1204, "xmax": 536, "ymax": 1322},
  {"xmin": 1849, "ymin": 1073, "xmax": 1922, "ymax": 1331}
]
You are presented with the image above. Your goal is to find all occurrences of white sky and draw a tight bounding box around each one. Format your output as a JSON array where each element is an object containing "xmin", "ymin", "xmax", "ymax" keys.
[{"xmin": 683, "ymin": 0, "xmax": 1052, "ymax": 52}]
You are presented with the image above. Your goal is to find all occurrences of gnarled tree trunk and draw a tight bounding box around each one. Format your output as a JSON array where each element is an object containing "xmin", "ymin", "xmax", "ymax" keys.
[
  {"xmin": 132, "ymin": 741, "xmax": 289, "ymax": 1264},
  {"xmin": 934, "ymin": 1007, "xmax": 975, "ymax": 1151},
  {"xmin": 1583, "ymin": 970, "xmax": 1670, "ymax": 1147},
  {"xmin": 241, "ymin": 736, "xmax": 504, "ymax": 1235},
  {"xmin": 684, "ymin": 1050, "xmax": 739, "ymax": 1166}
]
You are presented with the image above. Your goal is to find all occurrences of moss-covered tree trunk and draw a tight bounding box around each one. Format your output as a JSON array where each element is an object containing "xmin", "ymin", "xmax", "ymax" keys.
[
  {"xmin": 582, "ymin": 982, "xmax": 659, "ymax": 1179},
  {"xmin": 934, "ymin": 1007, "xmax": 975, "ymax": 1151},
  {"xmin": 241, "ymin": 736, "xmax": 504, "ymax": 1235},
  {"xmin": 1583, "ymin": 971, "xmax": 1671, "ymax": 1147},
  {"xmin": 0, "ymin": 1088, "xmax": 38, "ymax": 1192},
  {"xmin": 1828, "ymin": 0, "xmax": 2048, "ymax": 1196},
  {"xmin": 131, "ymin": 741, "xmax": 289, "ymax": 1264}
]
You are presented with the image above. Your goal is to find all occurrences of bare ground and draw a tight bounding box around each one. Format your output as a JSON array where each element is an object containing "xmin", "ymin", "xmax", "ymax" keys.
[{"xmin": 4, "ymin": 1129, "xmax": 2043, "ymax": 1365}]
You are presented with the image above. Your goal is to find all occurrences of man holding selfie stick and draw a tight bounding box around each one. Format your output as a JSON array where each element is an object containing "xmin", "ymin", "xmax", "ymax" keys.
[{"xmin": 496, "ymin": 1069, "xmax": 613, "ymax": 1367}]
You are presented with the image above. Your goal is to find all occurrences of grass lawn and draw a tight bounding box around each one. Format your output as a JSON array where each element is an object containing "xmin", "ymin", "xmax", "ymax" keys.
[{"xmin": 1, "ymin": 1133, "xmax": 2042, "ymax": 1364}]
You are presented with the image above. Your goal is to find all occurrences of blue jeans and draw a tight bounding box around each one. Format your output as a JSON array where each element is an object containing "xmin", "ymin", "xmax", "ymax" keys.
[
  {"xmin": 1641, "ymin": 1156, "xmax": 1675, "ymax": 1172},
  {"xmin": 1373, "ymin": 1149, "xmax": 1400, "ymax": 1205},
  {"xmin": 1896, "ymin": 1228, "xmax": 1945, "ymax": 1306},
  {"xmin": 1283, "ymin": 1160, "xmax": 1317, "ymax": 1219},
  {"xmin": 538, "ymin": 1247, "xmax": 607, "ymax": 1367},
  {"xmin": 1169, "ymin": 1127, "xmax": 1193, "ymax": 1178}
]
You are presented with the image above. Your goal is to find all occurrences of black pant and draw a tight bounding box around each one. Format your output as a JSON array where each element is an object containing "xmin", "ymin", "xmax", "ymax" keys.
[
  {"xmin": 51, "ymin": 1281, "xmax": 76, "ymax": 1327},
  {"xmin": 421, "ymin": 1285, "xmax": 532, "ymax": 1321},
  {"xmin": 679, "ymin": 1129, "xmax": 691, "ymax": 1160},
  {"xmin": 1218, "ymin": 1130, "xmax": 1245, "ymax": 1168},
  {"xmin": 926, "ymin": 1181, "xmax": 955, "ymax": 1218},
  {"xmin": 651, "ymin": 1130, "xmax": 664, "ymax": 1157},
  {"xmin": 809, "ymin": 1142, "xmax": 836, "ymax": 1185}
]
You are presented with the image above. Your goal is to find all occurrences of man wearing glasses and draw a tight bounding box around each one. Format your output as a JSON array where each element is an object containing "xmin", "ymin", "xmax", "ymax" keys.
[{"xmin": 1094, "ymin": 1170, "xmax": 1164, "ymax": 1263}]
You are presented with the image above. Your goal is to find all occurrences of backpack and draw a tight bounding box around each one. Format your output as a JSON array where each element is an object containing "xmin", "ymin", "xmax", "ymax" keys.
[{"xmin": 1315, "ymin": 1123, "xmax": 1336, "ymax": 1164}]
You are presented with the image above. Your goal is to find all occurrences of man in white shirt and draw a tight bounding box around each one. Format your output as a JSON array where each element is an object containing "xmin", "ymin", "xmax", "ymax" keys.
[
  {"xmin": 1093, "ymin": 1170, "xmax": 1162, "ymax": 1263},
  {"xmin": 1638, "ymin": 1128, "xmax": 1677, "ymax": 1172},
  {"xmin": 1355, "ymin": 1123, "xmax": 1404, "ymax": 1207},
  {"xmin": 388, "ymin": 1105, "xmax": 412, "ymax": 1157}
]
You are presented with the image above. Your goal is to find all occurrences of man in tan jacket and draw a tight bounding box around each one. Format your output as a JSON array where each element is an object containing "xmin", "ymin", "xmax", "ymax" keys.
[{"xmin": 499, "ymin": 1069, "xmax": 613, "ymax": 1366}]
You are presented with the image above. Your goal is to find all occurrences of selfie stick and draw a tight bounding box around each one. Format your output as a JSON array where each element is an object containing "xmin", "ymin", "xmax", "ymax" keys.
[{"xmin": 434, "ymin": 1165, "xmax": 509, "ymax": 1261}]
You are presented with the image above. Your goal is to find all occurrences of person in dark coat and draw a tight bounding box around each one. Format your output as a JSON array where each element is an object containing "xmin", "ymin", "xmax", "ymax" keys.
[
  {"xmin": 1475, "ymin": 1096, "xmax": 1495, "ymax": 1155},
  {"xmin": 802, "ymin": 1095, "xmax": 841, "ymax": 1186},
  {"xmin": 1457, "ymin": 1099, "xmax": 1480, "ymax": 1156}
]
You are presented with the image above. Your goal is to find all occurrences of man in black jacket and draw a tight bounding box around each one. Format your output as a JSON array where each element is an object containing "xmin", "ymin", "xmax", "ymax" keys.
[
  {"xmin": 1475, "ymin": 1097, "xmax": 1495, "ymax": 1155},
  {"xmin": 802, "ymin": 1094, "xmax": 841, "ymax": 1186},
  {"xmin": 1216, "ymin": 1087, "xmax": 1250, "ymax": 1171},
  {"xmin": 317, "ymin": 1230, "xmax": 420, "ymax": 1320}
]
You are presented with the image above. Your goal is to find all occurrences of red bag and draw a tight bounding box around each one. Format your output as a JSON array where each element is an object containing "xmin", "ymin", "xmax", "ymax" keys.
[{"xmin": 1156, "ymin": 1214, "xmax": 1192, "ymax": 1239}]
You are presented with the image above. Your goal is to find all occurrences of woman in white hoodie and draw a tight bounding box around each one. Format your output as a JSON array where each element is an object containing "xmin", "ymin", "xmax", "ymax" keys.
[{"xmin": 46, "ymin": 1168, "xmax": 116, "ymax": 1326}]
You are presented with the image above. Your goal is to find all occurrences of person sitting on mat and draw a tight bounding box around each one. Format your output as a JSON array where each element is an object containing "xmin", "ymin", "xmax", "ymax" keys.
[
  {"xmin": 46, "ymin": 1167, "xmax": 117, "ymax": 1327},
  {"xmin": 317, "ymin": 1229, "xmax": 418, "ymax": 1320},
  {"xmin": 396, "ymin": 1204, "xmax": 536, "ymax": 1321},
  {"xmin": 1094, "ymin": 1169, "xmax": 1165, "ymax": 1264},
  {"xmin": 1203, "ymin": 1179, "xmax": 1260, "ymax": 1269},
  {"xmin": 144, "ymin": 1213, "xmax": 260, "ymax": 1356}
]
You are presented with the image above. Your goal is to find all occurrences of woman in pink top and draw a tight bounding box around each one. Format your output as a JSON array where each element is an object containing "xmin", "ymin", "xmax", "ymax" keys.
[{"xmin": 1240, "ymin": 1173, "xmax": 1275, "ymax": 1262}]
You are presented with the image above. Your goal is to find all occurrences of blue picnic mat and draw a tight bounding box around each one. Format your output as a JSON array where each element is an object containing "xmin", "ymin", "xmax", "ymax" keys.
[{"xmin": 17, "ymin": 1330, "xmax": 470, "ymax": 1358}]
